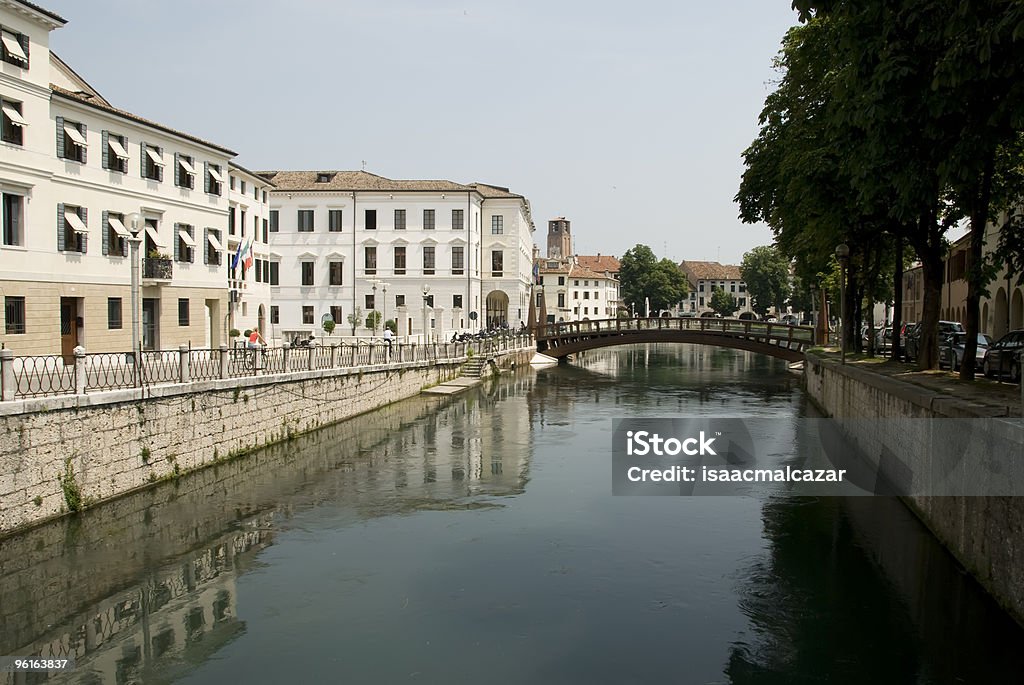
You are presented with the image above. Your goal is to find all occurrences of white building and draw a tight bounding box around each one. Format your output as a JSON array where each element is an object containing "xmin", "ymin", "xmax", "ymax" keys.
[
  {"xmin": 537, "ymin": 257, "xmax": 619, "ymax": 323},
  {"xmin": 260, "ymin": 171, "xmax": 534, "ymax": 342},
  {"xmin": 678, "ymin": 260, "xmax": 755, "ymax": 317},
  {"xmin": 226, "ymin": 163, "xmax": 274, "ymax": 340},
  {"xmin": 1, "ymin": 0, "xmax": 234, "ymax": 355}
]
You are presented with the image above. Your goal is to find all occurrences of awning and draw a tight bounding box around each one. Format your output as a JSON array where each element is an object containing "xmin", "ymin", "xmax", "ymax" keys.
[
  {"xmin": 2, "ymin": 105, "xmax": 27, "ymax": 127},
  {"xmin": 64, "ymin": 125, "xmax": 87, "ymax": 146},
  {"xmin": 207, "ymin": 166, "xmax": 225, "ymax": 183},
  {"xmin": 207, "ymin": 232, "xmax": 224, "ymax": 252},
  {"xmin": 64, "ymin": 211, "xmax": 88, "ymax": 234},
  {"xmin": 108, "ymin": 138, "xmax": 129, "ymax": 160},
  {"xmin": 107, "ymin": 216, "xmax": 130, "ymax": 237},
  {"xmin": 144, "ymin": 225, "xmax": 167, "ymax": 248},
  {"xmin": 1, "ymin": 34, "xmax": 26, "ymax": 62},
  {"xmin": 145, "ymin": 147, "xmax": 165, "ymax": 166},
  {"xmin": 179, "ymin": 157, "xmax": 196, "ymax": 175},
  {"xmin": 177, "ymin": 229, "xmax": 196, "ymax": 247}
]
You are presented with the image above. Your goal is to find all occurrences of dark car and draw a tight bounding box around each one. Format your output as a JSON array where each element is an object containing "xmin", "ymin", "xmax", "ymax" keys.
[
  {"xmin": 938, "ymin": 333, "xmax": 991, "ymax": 371},
  {"xmin": 904, "ymin": 321, "xmax": 963, "ymax": 362},
  {"xmin": 982, "ymin": 330, "xmax": 1023, "ymax": 383}
]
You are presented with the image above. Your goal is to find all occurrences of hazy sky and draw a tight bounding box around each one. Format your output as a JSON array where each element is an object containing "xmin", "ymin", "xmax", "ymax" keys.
[{"xmin": 44, "ymin": 1, "xmax": 798, "ymax": 265}]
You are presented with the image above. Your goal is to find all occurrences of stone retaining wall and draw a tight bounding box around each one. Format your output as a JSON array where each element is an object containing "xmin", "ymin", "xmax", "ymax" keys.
[{"xmin": 804, "ymin": 353, "xmax": 1024, "ymax": 625}]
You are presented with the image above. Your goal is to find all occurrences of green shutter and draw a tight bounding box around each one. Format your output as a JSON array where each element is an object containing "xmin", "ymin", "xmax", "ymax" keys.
[
  {"xmin": 56, "ymin": 203, "xmax": 65, "ymax": 251},
  {"xmin": 79, "ymin": 123, "xmax": 87, "ymax": 165},
  {"xmin": 17, "ymin": 32, "xmax": 28, "ymax": 65},
  {"xmin": 204, "ymin": 227, "xmax": 210, "ymax": 265},
  {"xmin": 102, "ymin": 210, "xmax": 109, "ymax": 256},
  {"xmin": 56, "ymin": 115, "xmax": 64, "ymax": 158},
  {"xmin": 79, "ymin": 207, "xmax": 87, "ymax": 253},
  {"xmin": 101, "ymin": 130, "xmax": 109, "ymax": 170},
  {"xmin": 204, "ymin": 161, "xmax": 210, "ymax": 194},
  {"xmin": 173, "ymin": 222, "xmax": 180, "ymax": 262},
  {"xmin": 174, "ymin": 152, "xmax": 181, "ymax": 187},
  {"xmin": 140, "ymin": 141, "xmax": 147, "ymax": 178}
]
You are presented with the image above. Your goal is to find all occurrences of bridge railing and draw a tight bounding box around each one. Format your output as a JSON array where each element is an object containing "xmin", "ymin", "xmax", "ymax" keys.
[{"xmin": 537, "ymin": 317, "xmax": 815, "ymax": 344}]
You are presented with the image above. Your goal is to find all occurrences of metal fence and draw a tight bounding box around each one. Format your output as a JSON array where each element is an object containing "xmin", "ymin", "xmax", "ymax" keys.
[{"xmin": 0, "ymin": 334, "xmax": 533, "ymax": 402}]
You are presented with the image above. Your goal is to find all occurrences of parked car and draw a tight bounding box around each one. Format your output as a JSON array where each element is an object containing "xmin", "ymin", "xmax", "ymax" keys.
[
  {"xmin": 904, "ymin": 321, "xmax": 963, "ymax": 362},
  {"xmin": 875, "ymin": 326, "xmax": 893, "ymax": 352},
  {"xmin": 938, "ymin": 333, "xmax": 991, "ymax": 371},
  {"xmin": 738, "ymin": 311, "xmax": 757, "ymax": 321},
  {"xmin": 781, "ymin": 314, "xmax": 799, "ymax": 325},
  {"xmin": 678, "ymin": 311, "xmax": 696, "ymax": 318},
  {"xmin": 699, "ymin": 311, "xmax": 722, "ymax": 318},
  {"xmin": 982, "ymin": 329, "xmax": 1023, "ymax": 382},
  {"xmin": 764, "ymin": 316, "xmax": 779, "ymax": 323}
]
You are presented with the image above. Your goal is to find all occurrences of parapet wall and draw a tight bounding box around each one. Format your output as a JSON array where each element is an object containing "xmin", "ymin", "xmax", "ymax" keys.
[{"xmin": 804, "ymin": 353, "xmax": 1024, "ymax": 625}]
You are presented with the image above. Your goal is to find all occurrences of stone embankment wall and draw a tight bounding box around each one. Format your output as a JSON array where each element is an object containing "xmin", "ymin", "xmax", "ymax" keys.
[
  {"xmin": 804, "ymin": 353, "xmax": 1024, "ymax": 625},
  {"xmin": 0, "ymin": 356, "xmax": 488, "ymax": 536}
]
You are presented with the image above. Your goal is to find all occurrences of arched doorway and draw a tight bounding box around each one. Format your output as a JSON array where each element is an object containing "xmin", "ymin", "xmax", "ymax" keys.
[
  {"xmin": 485, "ymin": 290, "xmax": 509, "ymax": 328},
  {"xmin": 1012, "ymin": 288, "xmax": 1023, "ymax": 331},
  {"xmin": 982, "ymin": 302, "xmax": 989, "ymax": 335},
  {"xmin": 258, "ymin": 304, "xmax": 267, "ymax": 337},
  {"xmin": 994, "ymin": 287, "xmax": 1008, "ymax": 338}
]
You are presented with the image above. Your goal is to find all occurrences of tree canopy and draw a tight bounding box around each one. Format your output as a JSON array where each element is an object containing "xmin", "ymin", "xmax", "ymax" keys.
[
  {"xmin": 740, "ymin": 246, "xmax": 791, "ymax": 317},
  {"xmin": 709, "ymin": 288, "xmax": 740, "ymax": 318},
  {"xmin": 618, "ymin": 245, "xmax": 689, "ymax": 314}
]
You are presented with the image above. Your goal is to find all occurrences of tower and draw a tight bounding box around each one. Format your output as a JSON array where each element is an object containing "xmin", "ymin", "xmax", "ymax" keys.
[{"xmin": 547, "ymin": 217, "xmax": 572, "ymax": 259}]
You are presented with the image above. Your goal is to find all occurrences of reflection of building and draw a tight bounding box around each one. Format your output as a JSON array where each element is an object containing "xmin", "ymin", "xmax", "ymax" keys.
[
  {"xmin": 260, "ymin": 172, "xmax": 534, "ymax": 340},
  {"xmin": 678, "ymin": 261, "xmax": 753, "ymax": 316}
]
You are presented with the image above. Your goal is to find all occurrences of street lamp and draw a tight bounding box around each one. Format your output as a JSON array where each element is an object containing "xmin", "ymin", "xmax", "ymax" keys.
[
  {"xmin": 371, "ymin": 281, "xmax": 378, "ymax": 335},
  {"xmin": 381, "ymin": 281, "xmax": 389, "ymax": 336},
  {"xmin": 126, "ymin": 212, "xmax": 143, "ymax": 367},
  {"xmin": 421, "ymin": 284, "xmax": 431, "ymax": 345},
  {"xmin": 835, "ymin": 243, "xmax": 850, "ymax": 364}
]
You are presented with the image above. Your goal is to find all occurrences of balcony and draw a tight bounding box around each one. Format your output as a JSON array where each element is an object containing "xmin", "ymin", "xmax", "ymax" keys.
[{"xmin": 142, "ymin": 257, "xmax": 173, "ymax": 282}]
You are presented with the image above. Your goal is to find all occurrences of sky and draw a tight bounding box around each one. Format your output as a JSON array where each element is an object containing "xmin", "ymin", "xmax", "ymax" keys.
[{"xmin": 42, "ymin": 0, "xmax": 799, "ymax": 265}]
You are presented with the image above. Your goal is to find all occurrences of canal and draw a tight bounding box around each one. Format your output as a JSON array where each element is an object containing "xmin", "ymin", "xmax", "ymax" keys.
[{"xmin": 2, "ymin": 344, "xmax": 1022, "ymax": 684}]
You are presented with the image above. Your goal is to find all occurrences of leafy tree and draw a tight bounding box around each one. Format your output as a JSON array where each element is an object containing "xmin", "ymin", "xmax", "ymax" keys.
[
  {"xmin": 322, "ymin": 319, "xmax": 336, "ymax": 336},
  {"xmin": 347, "ymin": 307, "xmax": 363, "ymax": 336},
  {"xmin": 740, "ymin": 246, "xmax": 790, "ymax": 317},
  {"xmin": 618, "ymin": 245, "xmax": 689, "ymax": 314},
  {"xmin": 365, "ymin": 310, "xmax": 382, "ymax": 332},
  {"xmin": 709, "ymin": 288, "xmax": 739, "ymax": 318},
  {"xmin": 385, "ymin": 319, "xmax": 398, "ymax": 334}
]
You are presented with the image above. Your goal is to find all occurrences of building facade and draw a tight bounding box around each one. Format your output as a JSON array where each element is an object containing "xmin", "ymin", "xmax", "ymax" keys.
[
  {"xmin": 537, "ymin": 257, "xmax": 618, "ymax": 323},
  {"xmin": 1, "ymin": 1, "xmax": 234, "ymax": 355},
  {"xmin": 547, "ymin": 216, "xmax": 571, "ymax": 259},
  {"xmin": 260, "ymin": 171, "xmax": 534, "ymax": 343},
  {"xmin": 678, "ymin": 260, "xmax": 754, "ymax": 317},
  {"xmin": 226, "ymin": 163, "xmax": 274, "ymax": 341}
]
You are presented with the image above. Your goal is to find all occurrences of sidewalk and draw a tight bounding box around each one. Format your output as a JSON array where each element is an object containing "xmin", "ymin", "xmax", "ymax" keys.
[{"xmin": 812, "ymin": 348, "xmax": 1023, "ymax": 418}]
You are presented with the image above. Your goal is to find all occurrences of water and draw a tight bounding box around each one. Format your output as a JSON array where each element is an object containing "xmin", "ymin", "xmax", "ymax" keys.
[{"xmin": 2, "ymin": 345, "xmax": 1022, "ymax": 684}]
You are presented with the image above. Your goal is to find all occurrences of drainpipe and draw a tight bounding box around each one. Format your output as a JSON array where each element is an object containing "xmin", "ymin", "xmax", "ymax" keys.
[
  {"xmin": 467, "ymin": 192, "xmax": 472, "ymax": 331},
  {"xmin": 479, "ymin": 197, "xmax": 486, "ymax": 329},
  {"xmin": 352, "ymin": 191, "xmax": 357, "ymax": 332}
]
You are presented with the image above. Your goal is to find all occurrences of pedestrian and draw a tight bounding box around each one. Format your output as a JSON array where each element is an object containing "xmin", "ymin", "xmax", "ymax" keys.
[{"xmin": 247, "ymin": 329, "xmax": 265, "ymax": 349}]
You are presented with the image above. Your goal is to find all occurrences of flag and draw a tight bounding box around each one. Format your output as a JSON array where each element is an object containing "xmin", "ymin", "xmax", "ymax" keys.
[
  {"xmin": 231, "ymin": 238, "xmax": 245, "ymax": 270},
  {"xmin": 532, "ymin": 261, "xmax": 540, "ymax": 285},
  {"xmin": 243, "ymin": 238, "xmax": 254, "ymax": 270}
]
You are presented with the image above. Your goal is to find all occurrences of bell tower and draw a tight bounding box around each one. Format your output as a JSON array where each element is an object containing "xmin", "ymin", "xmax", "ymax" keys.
[{"xmin": 547, "ymin": 217, "xmax": 572, "ymax": 259}]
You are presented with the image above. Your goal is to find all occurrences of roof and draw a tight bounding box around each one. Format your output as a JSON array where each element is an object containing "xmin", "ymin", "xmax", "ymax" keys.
[
  {"xmin": 569, "ymin": 264, "xmax": 613, "ymax": 281},
  {"xmin": 49, "ymin": 52, "xmax": 109, "ymax": 106},
  {"xmin": 229, "ymin": 161, "xmax": 277, "ymax": 187},
  {"xmin": 539, "ymin": 263, "xmax": 571, "ymax": 275},
  {"xmin": 50, "ymin": 85, "xmax": 236, "ymax": 156},
  {"xmin": 9, "ymin": 0, "xmax": 65, "ymax": 24},
  {"xmin": 469, "ymin": 182, "xmax": 524, "ymax": 199},
  {"xmin": 678, "ymin": 260, "xmax": 743, "ymax": 281},
  {"xmin": 576, "ymin": 254, "xmax": 620, "ymax": 274},
  {"xmin": 259, "ymin": 170, "xmax": 473, "ymax": 193}
]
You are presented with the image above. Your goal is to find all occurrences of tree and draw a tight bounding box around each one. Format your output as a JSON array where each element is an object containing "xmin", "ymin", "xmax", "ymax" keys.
[
  {"xmin": 619, "ymin": 245, "xmax": 689, "ymax": 314},
  {"xmin": 365, "ymin": 310, "xmax": 382, "ymax": 332},
  {"xmin": 709, "ymin": 288, "xmax": 739, "ymax": 318},
  {"xmin": 385, "ymin": 319, "xmax": 398, "ymax": 334},
  {"xmin": 322, "ymin": 319, "xmax": 336, "ymax": 336},
  {"xmin": 347, "ymin": 307, "xmax": 363, "ymax": 336},
  {"xmin": 741, "ymin": 246, "xmax": 790, "ymax": 317}
]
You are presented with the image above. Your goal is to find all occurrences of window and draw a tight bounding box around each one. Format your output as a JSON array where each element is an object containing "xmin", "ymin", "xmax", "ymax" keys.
[
  {"xmin": 491, "ymin": 215, "xmax": 503, "ymax": 234},
  {"xmin": 1, "ymin": 28, "xmax": 29, "ymax": 68},
  {"xmin": 102, "ymin": 131, "xmax": 129, "ymax": 173},
  {"xmin": 178, "ymin": 298, "xmax": 190, "ymax": 326},
  {"xmin": 558, "ymin": 293, "xmax": 565, "ymax": 307},
  {"xmin": 240, "ymin": 180, "xmax": 246, "ymax": 194},
  {"xmin": 425, "ymin": 295, "xmax": 434, "ymax": 308},
  {"xmin": 241, "ymin": 210, "xmax": 247, "ymax": 240},
  {"xmin": 262, "ymin": 218, "xmax": 268, "ymax": 243},
  {"xmin": 423, "ymin": 209, "xmax": 435, "ymax": 230},
  {"xmin": 1, "ymin": 96, "xmax": 25, "ymax": 146},
  {"xmin": 394, "ymin": 209, "xmax": 406, "ymax": 230},
  {"xmin": 699, "ymin": 283, "xmax": 705, "ymax": 292},
  {"xmin": 452, "ymin": 209, "xmax": 464, "ymax": 230},
  {"xmin": 328, "ymin": 209, "xmax": 343, "ymax": 232},
  {"xmin": 394, "ymin": 246, "xmax": 406, "ymax": 275},
  {"xmin": 302, "ymin": 306, "xmax": 314, "ymax": 324},
  {"xmin": 365, "ymin": 209, "xmax": 377, "ymax": 230},
  {"xmin": 59, "ymin": 204, "xmax": 88, "ymax": 253},
  {"xmin": 269, "ymin": 261, "xmax": 280, "ymax": 285},
  {"xmin": 4, "ymin": 296, "xmax": 25, "ymax": 334},
  {"xmin": 329, "ymin": 261, "xmax": 344, "ymax": 285},
  {"xmin": 58, "ymin": 118, "xmax": 87, "ymax": 163},
  {"xmin": 173, "ymin": 223, "xmax": 195, "ymax": 263},
  {"xmin": 2, "ymin": 192, "xmax": 23, "ymax": 246},
  {"xmin": 103, "ymin": 211, "xmax": 129, "ymax": 257},
  {"xmin": 739, "ymin": 297, "xmax": 747, "ymax": 307},
  {"xmin": 316, "ymin": 173, "xmax": 333, "ymax": 183},
  {"xmin": 730, "ymin": 283, "xmax": 736, "ymax": 293},
  {"xmin": 365, "ymin": 246, "xmax": 377, "ymax": 275},
  {"xmin": 453, "ymin": 294, "xmax": 463, "ymax": 309},
  {"xmin": 423, "ymin": 246, "xmax": 435, "ymax": 275},
  {"xmin": 330, "ymin": 306, "xmax": 344, "ymax": 325},
  {"xmin": 107, "ymin": 298, "xmax": 122, "ymax": 330},
  {"xmin": 584, "ymin": 291, "xmax": 590, "ymax": 300},
  {"xmin": 175, "ymin": 153, "xmax": 196, "ymax": 189},
  {"xmin": 301, "ymin": 261, "xmax": 315, "ymax": 286},
  {"xmin": 142, "ymin": 143, "xmax": 164, "ymax": 181},
  {"xmin": 365, "ymin": 294, "xmax": 375, "ymax": 310},
  {"xmin": 452, "ymin": 246, "xmax": 464, "ymax": 275},
  {"xmin": 395, "ymin": 294, "xmax": 405, "ymax": 307},
  {"xmin": 574, "ymin": 291, "xmax": 579, "ymax": 300},
  {"xmin": 699, "ymin": 297, "xmax": 705, "ymax": 307},
  {"xmin": 574, "ymin": 280, "xmax": 579, "ymax": 286},
  {"xmin": 204, "ymin": 228, "xmax": 223, "ymax": 265},
  {"xmin": 255, "ymin": 259, "xmax": 262, "ymax": 282},
  {"xmin": 228, "ymin": 207, "xmax": 236, "ymax": 236},
  {"xmin": 205, "ymin": 163, "xmax": 223, "ymax": 195},
  {"xmin": 270, "ymin": 210, "xmax": 279, "ymax": 232},
  {"xmin": 271, "ymin": 305, "xmax": 279, "ymax": 324},
  {"xmin": 739, "ymin": 284, "xmax": 746, "ymax": 293},
  {"xmin": 298, "ymin": 210, "xmax": 314, "ymax": 232},
  {"xmin": 491, "ymin": 250, "xmax": 503, "ymax": 277},
  {"xmin": 229, "ymin": 175, "xmax": 235, "ymax": 191},
  {"xmin": 558, "ymin": 276, "xmax": 565, "ymax": 286}
]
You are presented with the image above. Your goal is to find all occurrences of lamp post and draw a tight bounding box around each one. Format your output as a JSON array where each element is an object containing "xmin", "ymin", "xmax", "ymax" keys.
[
  {"xmin": 835, "ymin": 243, "xmax": 850, "ymax": 364},
  {"xmin": 371, "ymin": 281, "xmax": 378, "ymax": 335},
  {"xmin": 421, "ymin": 284, "xmax": 430, "ymax": 345},
  {"xmin": 126, "ymin": 212, "xmax": 143, "ymax": 368},
  {"xmin": 381, "ymin": 281, "xmax": 389, "ymax": 336}
]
